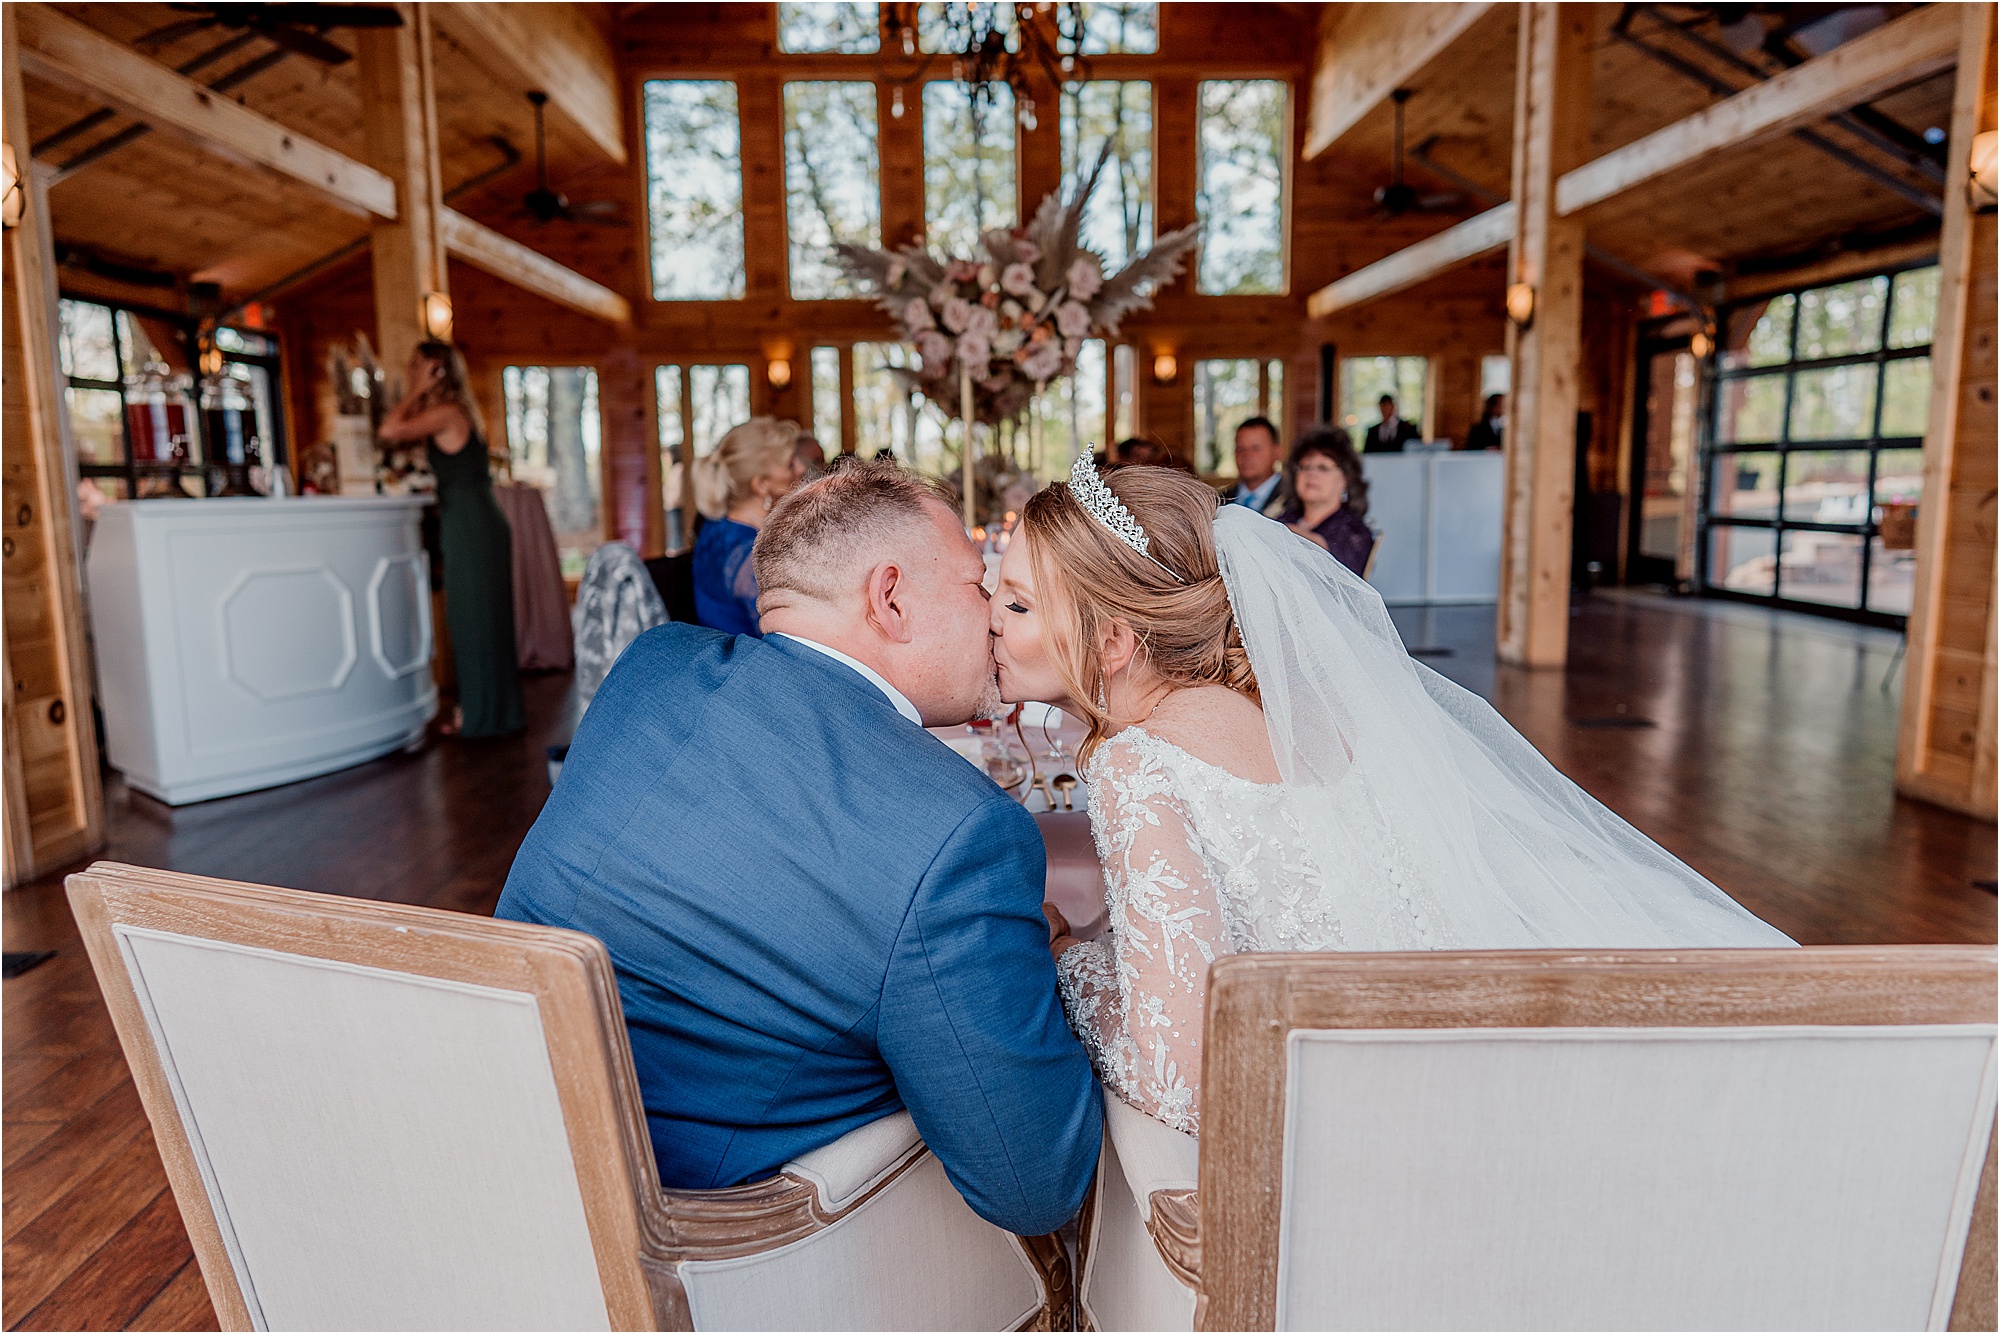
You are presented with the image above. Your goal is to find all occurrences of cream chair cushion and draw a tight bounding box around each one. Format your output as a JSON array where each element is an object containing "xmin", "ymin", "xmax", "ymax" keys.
[
  {"xmin": 115, "ymin": 925, "xmax": 610, "ymax": 1331},
  {"xmin": 1080, "ymin": 1095, "xmax": 1199, "ymax": 1332},
  {"xmin": 675, "ymin": 1121, "xmax": 1044, "ymax": 1331},
  {"xmin": 1279, "ymin": 1024, "xmax": 1998, "ymax": 1331}
]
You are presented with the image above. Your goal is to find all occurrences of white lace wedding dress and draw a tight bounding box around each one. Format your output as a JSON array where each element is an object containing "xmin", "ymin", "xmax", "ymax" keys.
[
  {"xmin": 1055, "ymin": 726, "xmax": 1433, "ymax": 1136},
  {"xmin": 1054, "ymin": 505, "xmax": 1795, "ymax": 1139}
]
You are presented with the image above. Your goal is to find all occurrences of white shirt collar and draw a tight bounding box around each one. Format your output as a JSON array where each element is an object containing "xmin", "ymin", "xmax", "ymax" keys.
[
  {"xmin": 1241, "ymin": 473, "xmax": 1280, "ymax": 507},
  {"xmin": 772, "ymin": 634, "xmax": 924, "ymax": 726}
]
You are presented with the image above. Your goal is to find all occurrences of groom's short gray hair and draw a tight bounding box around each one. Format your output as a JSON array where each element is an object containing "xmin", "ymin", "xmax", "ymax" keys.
[{"xmin": 754, "ymin": 460, "xmax": 950, "ymax": 606}]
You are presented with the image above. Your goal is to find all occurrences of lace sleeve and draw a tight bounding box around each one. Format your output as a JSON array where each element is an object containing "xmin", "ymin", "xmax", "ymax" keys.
[{"xmin": 1055, "ymin": 735, "xmax": 1226, "ymax": 1136}]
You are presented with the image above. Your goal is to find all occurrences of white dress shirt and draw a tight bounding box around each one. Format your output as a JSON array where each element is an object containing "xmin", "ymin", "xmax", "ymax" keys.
[
  {"xmin": 1234, "ymin": 472, "xmax": 1282, "ymax": 512},
  {"xmin": 773, "ymin": 633, "xmax": 924, "ymax": 726}
]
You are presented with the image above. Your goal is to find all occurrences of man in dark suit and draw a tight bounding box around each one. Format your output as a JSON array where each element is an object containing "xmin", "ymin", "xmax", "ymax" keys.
[
  {"xmin": 1224, "ymin": 415, "xmax": 1285, "ymax": 514},
  {"xmin": 1364, "ymin": 394, "xmax": 1423, "ymax": 453},
  {"xmin": 496, "ymin": 462, "xmax": 1099, "ymax": 1237}
]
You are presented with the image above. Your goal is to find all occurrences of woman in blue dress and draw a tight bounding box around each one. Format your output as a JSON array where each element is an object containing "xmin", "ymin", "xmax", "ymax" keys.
[{"xmin": 691, "ymin": 418, "xmax": 808, "ymax": 636}]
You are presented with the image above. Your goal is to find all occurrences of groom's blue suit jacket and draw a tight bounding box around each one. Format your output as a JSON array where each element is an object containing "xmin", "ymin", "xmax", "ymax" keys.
[{"xmin": 497, "ymin": 626, "xmax": 1101, "ymax": 1236}]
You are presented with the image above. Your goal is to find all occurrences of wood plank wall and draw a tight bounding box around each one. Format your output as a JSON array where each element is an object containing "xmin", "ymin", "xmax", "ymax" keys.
[{"xmin": 269, "ymin": 3, "xmax": 1522, "ymax": 558}]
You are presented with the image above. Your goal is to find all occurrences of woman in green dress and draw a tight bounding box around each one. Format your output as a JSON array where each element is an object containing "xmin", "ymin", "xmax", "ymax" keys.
[{"xmin": 379, "ymin": 340, "xmax": 524, "ymax": 738}]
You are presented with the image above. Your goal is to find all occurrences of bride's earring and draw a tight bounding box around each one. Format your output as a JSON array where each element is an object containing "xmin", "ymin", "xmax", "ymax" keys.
[{"xmin": 1095, "ymin": 675, "xmax": 1107, "ymax": 714}]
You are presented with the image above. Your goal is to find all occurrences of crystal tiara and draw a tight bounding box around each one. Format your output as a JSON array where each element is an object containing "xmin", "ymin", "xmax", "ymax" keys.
[{"xmin": 1069, "ymin": 454, "xmax": 1189, "ymax": 584}]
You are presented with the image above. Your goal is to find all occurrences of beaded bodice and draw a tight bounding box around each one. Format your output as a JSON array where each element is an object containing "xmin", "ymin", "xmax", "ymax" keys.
[{"xmin": 1054, "ymin": 726, "xmax": 1444, "ymax": 1136}]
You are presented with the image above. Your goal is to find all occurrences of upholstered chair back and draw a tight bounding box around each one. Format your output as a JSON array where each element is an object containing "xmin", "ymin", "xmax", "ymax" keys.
[
  {"xmin": 68, "ymin": 862, "xmax": 1074, "ymax": 1332},
  {"xmin": 1193, "ymin": 947, "xmax": 1997, "ymax": 1331},
  {"xmin": 68, "ymin": 862, "xmax": 661, "ymax": 1330}
]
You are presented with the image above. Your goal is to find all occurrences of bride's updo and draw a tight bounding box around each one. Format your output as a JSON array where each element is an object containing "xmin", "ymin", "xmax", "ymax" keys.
[{"xmin": 1019, "ymin": 464, "xmax": 1259, "ymax": 761}]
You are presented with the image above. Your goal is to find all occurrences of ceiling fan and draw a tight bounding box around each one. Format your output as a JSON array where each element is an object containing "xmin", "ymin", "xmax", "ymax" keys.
[
  {"xmin": 145, "ymin": 4, "xmax": 403, "ymax": 66},
  {"xmin": 1371, "ymin": 89, "xmax": 1466, "ymax": 219},
  {"xmin": 516, "ymin": 92, "xmax": 627, "ymax": 226}
]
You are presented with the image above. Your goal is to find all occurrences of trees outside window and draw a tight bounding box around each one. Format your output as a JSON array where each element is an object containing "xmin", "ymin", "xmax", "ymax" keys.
[
  {"xmin": 1060, "ymin": 81, "xmax": 1152, "ymax": 269},
  {"xmin": 644, "ymin": 81, "xmax": 746, "ymax": 300},
  {"xmin": 784, "ymin": 81, "xmax": 881, "ymax": 299},
  {"xmin": 1196, "ymin": 79, "xmax": 1288, "ymax": 295},
  {"xmin": 504, "ymin": 366, "xmax": 603, "ymax": 576},
  {"xmin": 777, "ymin": 2, "xmax": 879, "ymax": 53},
  {"xmin": 924, "ymin": 81, "xmax": 1016, "ymax": 258}
]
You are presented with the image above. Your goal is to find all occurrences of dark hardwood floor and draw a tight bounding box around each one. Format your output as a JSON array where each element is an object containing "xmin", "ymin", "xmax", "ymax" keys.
[{"xmin": 5, "ymin": 596, "xmax": 1994, "ymax": 1330}]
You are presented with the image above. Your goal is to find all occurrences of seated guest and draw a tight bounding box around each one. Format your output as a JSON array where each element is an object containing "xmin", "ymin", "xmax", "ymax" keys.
[
  {"xmin": 1224, "ymin": 416, "xmax": 1284, "ymax": 513},
  {"xmin": 691, "ymin": 418, "xmax": 807, "ymax": 636},
  {"xmin": 793, "ymin": 431, "xmax": 828, "ymax": 480},
  {"xmin": 1464, "ymin": 393, "xmax": 1505, "ymax": 451},
  {"xmin": 1276, "ymin": 427, "xmax": 1375, "ymax": 576},
  {"xmin": 1113, "ymin": 436, "xmax": 1167, "ymax": 466},
  {"xmin": 1363, "ymin": 394, "xmax": 1422, "ymax": 453},
  {"xmin": 497, "ymin": 462, "xmax": 1101, "ymax": 1236}
]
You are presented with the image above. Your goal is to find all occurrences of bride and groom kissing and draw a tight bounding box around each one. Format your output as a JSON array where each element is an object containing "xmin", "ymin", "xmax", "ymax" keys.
[{"xmin": 495, "ymin": 454, "xmax": 1791, "ymax": 1240}]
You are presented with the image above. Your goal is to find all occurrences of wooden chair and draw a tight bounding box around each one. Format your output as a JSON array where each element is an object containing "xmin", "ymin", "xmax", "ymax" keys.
[
  {"xmin": 1079, "ymin": 947, "xmax": 1996, "ymax": 1331},
  {"xmin": 67, "ymin": 862, "xmax": 1071, "ymax": 1331}
]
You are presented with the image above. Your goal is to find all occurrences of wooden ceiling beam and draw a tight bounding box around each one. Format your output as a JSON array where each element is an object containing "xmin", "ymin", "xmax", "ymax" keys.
[
  {"xmin": 1307, "ymin": 204, "xmax": 1514, "ymax": 317},
  {"xmin": 431, "ymin": 4, "xmax": 626, "ymax": 165},
  {"xmin": 1308, "ymin": 3, "xmax": 1963, "ymax": 317},
  {"xmin": 14, "ymin": 6, "xmax": 397, "ymax": 220},
  {"xmin": 1557, "ymin": 4, "xmax": 1961, "ymax": 216},
  {"xmin": 439, "ymin": 209, "xmax": 631, "ymax": 326},
  {"xmin": 1303, "ymin": 3, "xmax": 1495, "ymax": 160}
]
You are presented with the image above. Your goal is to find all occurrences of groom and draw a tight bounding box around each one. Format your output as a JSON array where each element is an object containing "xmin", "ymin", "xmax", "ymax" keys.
[{"xmin": 496, "ymin": 462, "xmax": 1101, "ymax": 1237}]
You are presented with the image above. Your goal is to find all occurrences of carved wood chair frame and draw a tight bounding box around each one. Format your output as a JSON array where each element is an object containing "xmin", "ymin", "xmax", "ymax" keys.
[
  {"xmin": 1153, "ymin": 946, "xmax": 1996, "ymax": 1331},
  {"xmin": 67, "ymin": 861, "xmax": 1073, "ymax": 1331}
]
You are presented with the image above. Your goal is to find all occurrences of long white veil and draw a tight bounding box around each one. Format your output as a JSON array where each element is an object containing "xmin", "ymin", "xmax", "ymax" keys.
[{"xmin": 1212, "ymin": 504, "xmax": 1794, "ymax": 950}]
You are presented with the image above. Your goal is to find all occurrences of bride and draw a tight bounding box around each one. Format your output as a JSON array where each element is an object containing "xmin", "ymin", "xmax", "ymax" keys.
[{"xmin": 990, "ymin": 458, "xmax": 1794, "ymax": 1136}]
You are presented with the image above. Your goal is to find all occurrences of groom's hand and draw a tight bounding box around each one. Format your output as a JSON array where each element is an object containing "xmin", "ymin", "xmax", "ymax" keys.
[{"xmin": 1041, "ymin": 902, "xmax": 1070, "ymax": 944}]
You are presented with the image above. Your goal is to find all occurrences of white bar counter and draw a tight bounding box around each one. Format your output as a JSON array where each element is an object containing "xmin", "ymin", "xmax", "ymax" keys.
[
  {"xmin": 1362, "ymin": 449, "xmax": 1505, "ymax": 605},
  {"xmin": 87, "ymin": 496, "xmax": 438, "ymax": 805}
]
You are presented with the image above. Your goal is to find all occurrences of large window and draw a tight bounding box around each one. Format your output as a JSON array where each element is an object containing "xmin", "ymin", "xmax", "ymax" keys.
[
  {"xmin": 644, "ymin": 81, "xmax": 746, "ymax": 301},
  {"xmin": 924, "ymin": 81, "xmax": 1016, "ymax": 257},
  {"xmin": 1340, "ymin": 356, "xmax": 1429, "ymax": 438},
  {"xmin": 784, "ymin": 82, "xmax": 881, "ymax": 298},
  {"xmin": 657, "ymin": 363, "xmax": 752, "ymax": 551},
  {"xmin": 1061, "ymin": 81, "xmax": 1152, "ymax": 268},
  {"xmin": 917, "ymin": 3, "xmax": 1015, "ymax": 53},
  {"xmin": 1065, "ymin": 2, "xmax": 1158, "ymax": 54},
  {"xmin": 504, "ymin": 366, "xmax": 603, "ymax": 577},
  {"xmin": 809, "ymin": 345, "xmax": 844, "ymax": 447},
  {"xmin": 1702, "ymin": 266, "xmax": 1936, "ymax": 619},
  {"xmin": 1194, "ymin": 358, "xmax": 1285, "ymax": 475},
  {"xmin": 852, "ymin": 342, "xmax": 946, "ymax": 467},
  {"xmin": 1196, "ymin": 80, "xmax": 1288, "ymax": 295},
  {"xmin": 778, "ymin": 2, "xmax": 879, "ymax": 53}
]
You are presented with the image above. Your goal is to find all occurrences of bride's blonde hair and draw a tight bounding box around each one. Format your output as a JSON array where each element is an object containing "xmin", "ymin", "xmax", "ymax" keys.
[{"xmin": 1019, "ymin": 464, "xmax": 1259, "ymax": 766}]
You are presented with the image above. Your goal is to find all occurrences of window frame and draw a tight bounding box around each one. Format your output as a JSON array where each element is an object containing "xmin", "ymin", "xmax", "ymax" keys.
[{"xmin": 1697, "ymin": 261, "xmax": 1937, "ymax": 627}]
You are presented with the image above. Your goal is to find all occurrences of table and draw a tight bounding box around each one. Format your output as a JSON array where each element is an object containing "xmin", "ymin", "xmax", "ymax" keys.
[{"xmin": 929, "ymin": 706, "xmax": 1108, "ymax": 939}]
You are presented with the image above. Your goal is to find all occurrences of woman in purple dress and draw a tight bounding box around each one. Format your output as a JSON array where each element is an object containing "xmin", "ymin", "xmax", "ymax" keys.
[{"xmin": 1274, "ymin": 427, "xmax": 1376, "ymax": 577}]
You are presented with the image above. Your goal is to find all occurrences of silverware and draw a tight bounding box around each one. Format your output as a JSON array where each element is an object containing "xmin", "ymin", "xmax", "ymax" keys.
[{"xmin": 1051, "ymin": 774, "xmax": 1078, "ymax": 812}]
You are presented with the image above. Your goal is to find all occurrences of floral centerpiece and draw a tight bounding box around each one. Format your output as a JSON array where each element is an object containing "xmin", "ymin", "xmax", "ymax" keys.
[{"xmin": 837, "ymin": 149, "xmax": 1198, "ymax": 432}]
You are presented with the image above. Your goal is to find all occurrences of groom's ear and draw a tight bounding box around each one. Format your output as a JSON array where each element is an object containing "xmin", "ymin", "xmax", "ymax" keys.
[{"xmin": 863, "ymin": 562, "xmax": 918, "ymax": 645}]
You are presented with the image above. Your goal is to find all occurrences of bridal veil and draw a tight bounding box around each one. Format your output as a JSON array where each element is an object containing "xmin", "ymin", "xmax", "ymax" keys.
[{"xmin": 1211, "ymin": 503, "xmax": 1794, "ymax": 951}]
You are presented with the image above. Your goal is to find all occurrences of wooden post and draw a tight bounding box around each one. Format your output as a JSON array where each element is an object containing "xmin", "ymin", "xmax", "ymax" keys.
[
  {"xmin": 1896, "ymin": 5, "xmax": 1998, "ymax": 819},
  {"xmin": 1496, "ymin": 2, "xmax": 1591, "ymax": 668},
  {"xmin": 2, "ymin": 6, "xmax": 105, "ymax": 885},
  {"xmin": 356, "ymin": 4, "xmax": 448, "ymax": 388}
]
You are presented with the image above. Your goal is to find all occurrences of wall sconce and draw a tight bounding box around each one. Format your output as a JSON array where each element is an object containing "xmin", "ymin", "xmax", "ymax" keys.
[
  {"xmin": 199, "ymin": 344, "xmax": 224, "ymax": 376},
  {"xmin": 1505, "ymin": 282, "xmax": 1536, "ymax": 328},
  {"xmin": 421, "ymin": 291, "xmax": 453, "ymax": 342},
  {"xmin": 1971, "ymin": 130, "xmax": 1998, "ymax": 211},
  {"xmin": 1689, "ymin": 329, "xmax": 1714, "ymax": 360},
  {"xmin": 0, "ymin": 143, "xmax": 21, "ymax": 230},
  {"xmin": 766, "ymin": 356, "xmax": 792, "ymax": 390},
  {"xmin": 1151, "ymin": 351, "xmax": 1178, "ymax": 385}
]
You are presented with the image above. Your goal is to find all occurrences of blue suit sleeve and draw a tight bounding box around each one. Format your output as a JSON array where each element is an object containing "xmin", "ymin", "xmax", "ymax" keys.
[{"xmin": 877, "ymin": 796, "xmax": 1103, "ymax": 1236}]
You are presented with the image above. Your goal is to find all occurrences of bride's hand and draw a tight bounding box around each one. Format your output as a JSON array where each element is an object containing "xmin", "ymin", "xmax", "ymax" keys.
[
  {"xmin": 1042, "ymin": 902, "xmax": 1070, "ymax": 944},
  {"xmin": 1049, "ymin": 934, "xmax": 1081, "ymax": 961}
]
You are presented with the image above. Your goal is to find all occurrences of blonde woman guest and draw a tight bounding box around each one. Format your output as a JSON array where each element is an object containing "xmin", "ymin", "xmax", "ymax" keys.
[
  {"xmin": 989, "ymin": 461, "xmax": 1792, "ymax": 1137},
  {"xmin": 378, "ymin": 340, "xmax": 522, "ymax": 738},
  {"xmin": 691, "ymin": 417, "xmax": 808, "ymax": 636}
]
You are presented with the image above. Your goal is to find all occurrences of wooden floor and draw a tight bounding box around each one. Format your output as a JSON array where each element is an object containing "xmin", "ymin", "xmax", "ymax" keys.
[{"xmin": 5, "ymin": 595, "xmax": 1994, "ymax": 1330}]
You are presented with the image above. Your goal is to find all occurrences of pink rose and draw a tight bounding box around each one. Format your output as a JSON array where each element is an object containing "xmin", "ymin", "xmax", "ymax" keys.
[
  {"xmin": 1023, "ymin": 345, "xmax": 1064, "ymax": 382},
  {"xmin": 1015, "ymin": 240, "xmax": 1042, "ymax": 264},
  {"xmin": 1067, "ymin": 256, "xmax": 1103, "ymax": 300},
  {"xmin": 947, "ymin": 260, "xmax": 980, "ymax": 283},
  {"xmin": 1001, "ymin": 263, "xmax": 1037, "ymax": 296},
  {"xmin": 1055, "ymin": 300, "xmax": 1093, "ymax": 339},
  {"xmin": 941, "ymin": 297, "xmax": 973, "ymax": 333},
  {"xmin": 957, "ymin": 331, "xmax": 992, "ymax": 367},
  {"xmin": 965, "ymin": 305, "xmax": 998, "ymax": 338},
  {"xmin": 903, "ymin": 298, "xmax": 935, "ymax": 332},
  {"xmin": 917, "ymin": 330, "xmax": 953, "ymax": 367}
]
